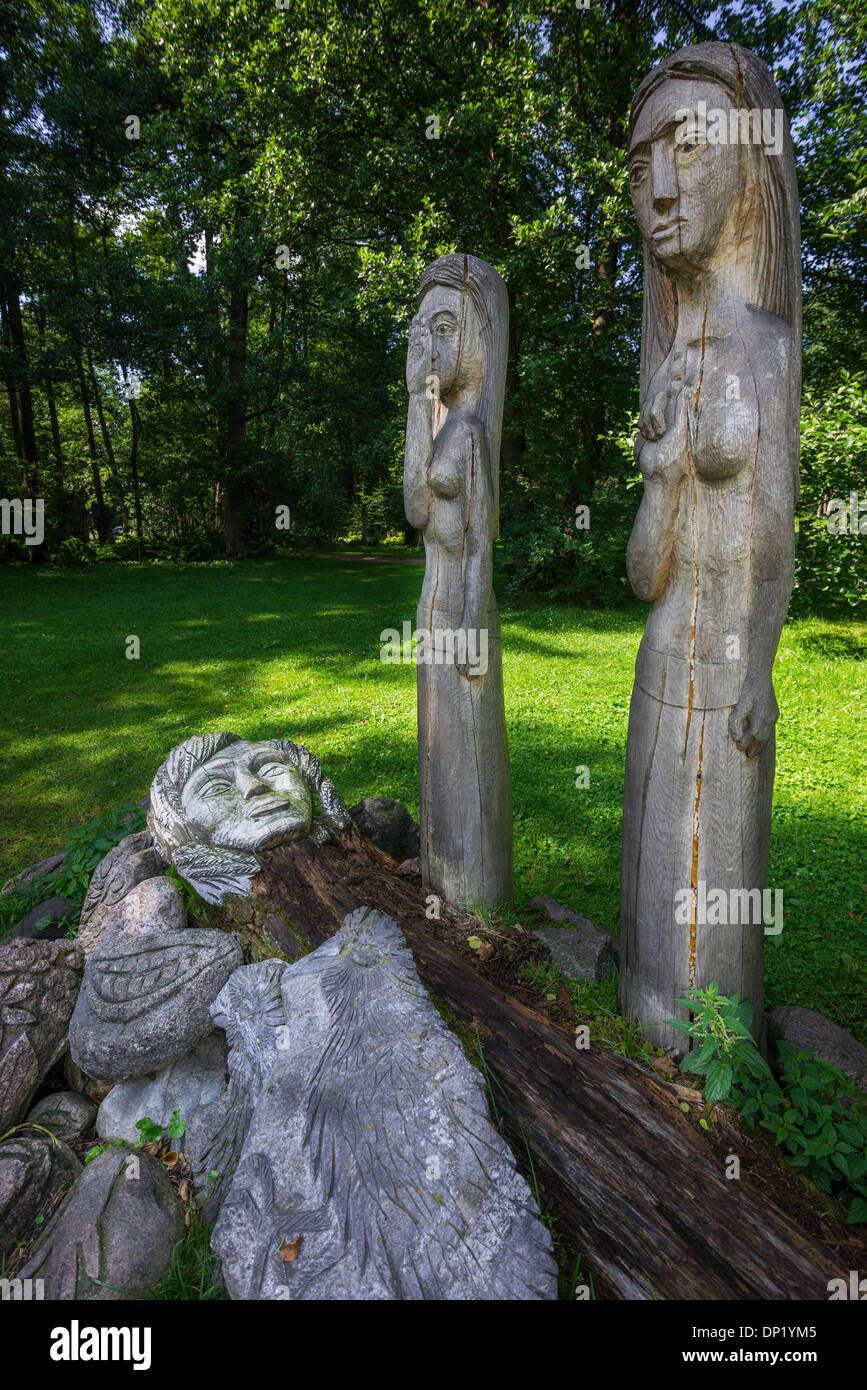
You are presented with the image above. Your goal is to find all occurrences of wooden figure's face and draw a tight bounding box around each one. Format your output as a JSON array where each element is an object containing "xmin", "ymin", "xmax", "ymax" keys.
[
  {"xmin": 628, "ymin": 78, "xmax": 743, "ymax": 273},
  {"xmin": 419, "ymin": 284, "xmax": 484, "ymax": 400}
]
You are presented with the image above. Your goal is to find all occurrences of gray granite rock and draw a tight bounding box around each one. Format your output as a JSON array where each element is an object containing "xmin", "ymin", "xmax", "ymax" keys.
[
  {"xmin": 0, "ymin": 939, "xmax": 84, "ymax": 1133},
  {"xmin": 767, "ymin": 1006, "xmax": 867, "ymax": 1095},
  {"xmin": 63, "ymin": 1054, "xmax": 114, "ymax": 1106},
  {"xmin": 19, "ymin": 1144, "xmax": 185, "ymax": 1299},
  {"xmin": 187, "ymin": 960, "xmax": 289, "ymax": 1219},
  {"xmin": 25, "ymin": 1090, "xmax": 97, "ymax": 1146},
  {"xmin": 6, "ymin": 896, "xmax": 77, "ymax": 941},
  {"xmin": 349, "ymin": 796, "xmax": 420, "ymax": 862},
  {"xmin": 530, "ymin": 895, "xmax": 620, "ymax": 980},
  {"xmin": 69, "ymin": 928, "xmax": 243, "ymax": 1083},
  {"xmin": 97, "ymin": 1030, "xmax": 229, "ymax": 1148},
  {"xmin": 0, "ymin": 1134, "xmax": 82, "ymax": 1260},
  {"xmin": 212, "ymin": 907, "xmax": 557, "ymax": 1300},
  {"xmin": 1, "ymin": 853, "xmax": 66, "ymax": 897},
  {"xmin": 77, "ymin": 832, "xmax": 163, "ymax": 956}
]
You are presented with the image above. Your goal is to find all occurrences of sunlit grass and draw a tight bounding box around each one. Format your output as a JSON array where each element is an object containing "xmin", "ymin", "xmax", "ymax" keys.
[{"xmin": 0, "ymin": 556, "xmax": 864, "ymax": 1039}]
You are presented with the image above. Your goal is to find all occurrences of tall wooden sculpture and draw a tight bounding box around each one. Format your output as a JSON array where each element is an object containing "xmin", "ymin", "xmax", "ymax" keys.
[
  {"xmin": 620, "ymin": 44, "xmax": 801, "ymax": 1051},
  {"xmin": 404, "ymin": 253, "xmax": 513, "ymax": 910}
]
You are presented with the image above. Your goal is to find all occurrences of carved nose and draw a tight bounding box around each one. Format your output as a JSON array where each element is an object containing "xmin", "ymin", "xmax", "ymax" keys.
[
  {"xmin": 237, "ymin": 772, "xmax": 267, "ymax": 800},
  {"xmin": 651, "ymin": 141, "xmax": 679, "ymax": 212}
]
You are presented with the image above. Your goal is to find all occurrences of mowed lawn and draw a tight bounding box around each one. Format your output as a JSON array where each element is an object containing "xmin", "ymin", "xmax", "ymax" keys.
[{"xmin": 1, "ymin": 555, "xmax": 865, "ymax": 1040}]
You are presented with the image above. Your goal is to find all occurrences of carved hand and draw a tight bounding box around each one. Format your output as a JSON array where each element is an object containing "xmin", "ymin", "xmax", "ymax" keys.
[
  {"xmin": 406, "ymin": 313, "xmax": 433, "ymax": 396},
  {"xmin": 729, "ymin": 676, "xmax": 779, "ymax": 758},
  {"xmin": 635, "ymin": 383, "xmax": 690, "ymax": 482}
]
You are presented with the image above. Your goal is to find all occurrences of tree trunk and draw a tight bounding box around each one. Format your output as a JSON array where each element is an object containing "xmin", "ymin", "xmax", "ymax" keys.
[
  {"xmin": 87, "ymin": 351, "xmax": 128, "ymax": 528},
  {"xmin": 2, "ymin": 289, "xmax": 40, "ymax": 494},
  {"xmin": 216, "ymin": 827, "xmax": 859, "ymax": 1302},
  {"xmin": 74, "ymin": 354, "xmax": 111, "ymax": 543},
  {"xmin": 223, "ymin": 286, "xmax": 249, "ymax": 558}
]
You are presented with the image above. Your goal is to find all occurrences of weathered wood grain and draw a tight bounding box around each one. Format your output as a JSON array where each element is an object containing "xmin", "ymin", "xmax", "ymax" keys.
[
  {"xmin": 404, "ymin": 253, "xmax": 513, "ymax": 910},
  {"xmin": 240, "ymin": 828, "xmax": 849, "ymax": 1301},
  {"xmin": 621, "ymin": 43, "xmax": 801, "ymax": 1051}
]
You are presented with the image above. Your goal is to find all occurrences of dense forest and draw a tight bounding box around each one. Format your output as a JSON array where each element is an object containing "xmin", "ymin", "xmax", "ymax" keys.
[{"xmin": 1, "ymin": 0, "xmax": 865, "ymax": 605}]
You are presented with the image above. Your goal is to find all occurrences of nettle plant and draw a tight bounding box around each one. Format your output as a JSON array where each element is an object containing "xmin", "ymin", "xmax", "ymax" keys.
[
  {"xmin": 669, "ymin": 983, "xmax": 867, "ymax": 1224},
  {"xmin": 0, "ymin": 802, "xmax": 146, "ymax": 943}
]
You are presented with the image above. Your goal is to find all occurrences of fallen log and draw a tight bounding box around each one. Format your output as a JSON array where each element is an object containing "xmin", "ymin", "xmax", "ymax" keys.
[{"xmin": 204, "ymin": 825, "xmax": 854, "ymax": 1301}]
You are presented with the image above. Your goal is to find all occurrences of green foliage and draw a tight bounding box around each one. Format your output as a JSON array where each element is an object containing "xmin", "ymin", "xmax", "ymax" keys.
[
  {"xmin": 141, "ymin": 1209, "xmax": 224, "ymax": 1301},
  {"xmin": 85, "ymin": 1109, "xmax": 186, "ymax": 1163},
  {"xmin": 668, "ymin": 984, "xmax": 867, "ymax": 1222},
  {"xmin": 0, "ymin": 800, "xmax": 146, "ymax": 942},
  {"xmin": 2, "ymin": 0, "xmax": 864, "ymax": 590},
  {"xmin": 52, "ymin": 803, "xmax": 146, "ymax": 904},
  {"xmin": 668, "ymin": 983, "xmax": 775, "ymax": 1103},
  {"xmin": 136, "ymin": 1108, "xmax": 186, "ymax": 1146}
]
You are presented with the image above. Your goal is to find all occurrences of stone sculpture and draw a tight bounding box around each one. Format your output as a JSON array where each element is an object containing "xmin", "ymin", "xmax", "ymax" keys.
[
  {"xmin": 20, "ymin": 1145, "xmax": 185, "ymax": 1300},
  {"xmin": 96, "ymin": 1031, "xmax": 228, "ymax": 1149},
  {"xmin": 404, "ymin": 254, "xmax": 513, "ymax": 910},
  {"xmin": 77, "ymin": 830, "xmax": 162, "ymax": 955},
  {"xmin": 185, "ymin": 959, "xmax": 288, "ymax": 1218},
  {"xmin": 0, "ymin": 939, "xmax": 84, "ymax": 1132},
  {"xmin": 68, "ymin": 928, "xmax": 242, "ymax": 1082},
  {"xmin": 147, "ymin": 732, "xmax": 351, "ymax": 904},
  {"xmin": 0, "ymin": 1135, "xmax": 81, "ymax": 1260},
  {"xmin": 212, "ymin": 907, "xmax": 557, "ymax": 1300},
  {"xmin": 620, "ymin": 43, "xmax": 801, "ymax": 1050}
]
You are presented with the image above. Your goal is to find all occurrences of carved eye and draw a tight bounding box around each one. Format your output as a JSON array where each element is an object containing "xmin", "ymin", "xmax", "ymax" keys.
[
  {"xmin": 256, "ymin": 763, "xmax": 289, "ymax": 782},
  {"xmin": 435, "ymin": 321, "xmax": 455, "ymax": 336},
  {"xmin": 629, "ymin": 162, "xmax": 647, "ymax": 185},
  {"xmin": 680, "ymin": 141, "xmax": 697, "ymax": 154},
  {"xmin": 201, "ymin": 777, "xmax": 232, "ymax": 799}
]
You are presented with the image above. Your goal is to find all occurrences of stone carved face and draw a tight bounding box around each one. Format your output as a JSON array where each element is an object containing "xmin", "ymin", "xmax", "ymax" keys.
[
  {"xmin": 180, "ymin": 740, "xmax": 313, "ymax": 853},
  {"xmin": 147, "ymin": 733, "xmax": 351, "ymax": 906},
  {"xmin": 628, "ymin": 79, "xmax": 742, "ymax": 272},
  {"xmin": 419, "ymin": 284, "xmax": 485, "ymax": 401}
]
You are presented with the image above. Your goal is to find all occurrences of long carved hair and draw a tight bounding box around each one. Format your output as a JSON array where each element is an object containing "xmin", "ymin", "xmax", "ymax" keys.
[
  {"xmin": 629, "ymin": 42, "xmax": 801, "ymax": 487},
  {"xmin": 418, "ymin": 253, "xmax": 509, "ymax": 536}
]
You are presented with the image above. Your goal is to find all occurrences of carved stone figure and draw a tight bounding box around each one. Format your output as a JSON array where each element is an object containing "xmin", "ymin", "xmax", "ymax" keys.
[
  {"xmin": 0, "ymin": 940, "xmax": 84, "ymax": 1133},
  {"xmin": 68, "ymin": 928, "xmax": 243, "ymax": 1082},
  {"xmin": 404, "ymin": 254, "xmax": 513, "ymax": 910},
  {"xmin": 147, "ymin": 733, "xmax": 351, "ymax": 904},
  {"xmin": 186, "ymin": 960, "xmax": 288, "ymax": 1219},
  {"xmin": 620, "ymin": 43, "xmax": 801, "ymax": 1051},
  {"xmin": 77, "ymin": 830, "xmax": 162, "ymax": 955},
  {"xmin": 212, "ymin": 907, "xmax": 556, "ymax": 1300}
]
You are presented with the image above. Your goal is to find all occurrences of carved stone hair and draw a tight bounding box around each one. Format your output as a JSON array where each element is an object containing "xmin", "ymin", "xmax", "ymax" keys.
[
  {"xmin": 629, "ymin": 41, "xmax": 802, "ymax": 484},
  {"xmin": 418, "ymin": 252, "xmax": 509, "ymax": 536},
  {"xmin": 147, "ymin": 731, "xmax": 351, "ymax": 864}
]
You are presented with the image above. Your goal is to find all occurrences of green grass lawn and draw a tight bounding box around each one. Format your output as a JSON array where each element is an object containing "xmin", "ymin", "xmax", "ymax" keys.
[{"xmin": 1, "ymin": 554, "xmax": 864, "ymax": 1040}]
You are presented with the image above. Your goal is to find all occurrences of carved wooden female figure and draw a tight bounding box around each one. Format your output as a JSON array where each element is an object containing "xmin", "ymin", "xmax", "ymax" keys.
[
  {"xmin": 620, "ymin": 44, "xmax": 801, "ymax": 1050},
  {"xmin": 404, "ymin": 254, "xmax": 513, "ymax": 909}
]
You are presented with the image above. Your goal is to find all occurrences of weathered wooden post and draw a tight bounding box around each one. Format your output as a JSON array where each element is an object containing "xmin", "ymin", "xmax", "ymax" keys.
[
  {"xmin": 404, "ymin": 253, "xmax": 513, "ymax": 910},
  {"xmin": 620, "ymin": 44, "xmax": 801, "ymax": 1051}
]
